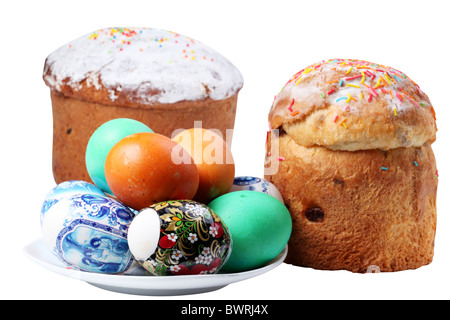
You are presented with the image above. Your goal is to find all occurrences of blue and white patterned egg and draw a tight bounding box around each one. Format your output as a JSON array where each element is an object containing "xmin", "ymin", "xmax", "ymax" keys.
[
  {"xmin": 229, "ymin": 176, "xmax": 284, "ymax": 203},
  {"xmin": 41, "ymin": 193, "xmax": 135, "ymax": 274},
  {"xmin": 40, "ymin": 180, "xmax": 106, "ymax": 227}
]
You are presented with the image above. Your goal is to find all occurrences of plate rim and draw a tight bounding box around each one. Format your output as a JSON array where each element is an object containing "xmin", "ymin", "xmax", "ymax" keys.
[{"xmin": 23, "ymin": 238, "xmax": 288, "ymax": 292}]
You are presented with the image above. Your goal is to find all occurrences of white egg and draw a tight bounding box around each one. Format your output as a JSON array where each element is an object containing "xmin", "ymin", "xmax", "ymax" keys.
[
  {"xmin": 127, "ymin": 207, "xmax": 160, "ymax": 262},
  {"xmin": 229, "ymin": 176, "xmax": 284, "ymax": 203},
  {"xmin": 42, "ymin": 193, "xmax": 135, "ymax": 274}
]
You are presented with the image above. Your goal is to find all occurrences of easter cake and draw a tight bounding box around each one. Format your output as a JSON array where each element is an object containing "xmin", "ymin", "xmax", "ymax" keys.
[
  {"xmin": 43, "ymin": 27, "xmax": 243, "ymax": 184},
  {"xmin": 265, "ymin": 59, "xmax": 438, "ymax": 272}
]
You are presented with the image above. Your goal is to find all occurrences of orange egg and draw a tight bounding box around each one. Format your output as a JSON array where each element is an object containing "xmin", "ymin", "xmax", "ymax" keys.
[
  {"xmin": 172, "ymin": 128, "xmax": 235, "ymax": 203},
  {"xmin": 104, "ymin": 132, "xmax": 199, "ymax": 210}
]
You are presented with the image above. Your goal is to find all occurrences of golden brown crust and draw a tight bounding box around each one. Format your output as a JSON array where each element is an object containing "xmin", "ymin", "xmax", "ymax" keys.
[
  {"xmin": 265, "ymin": 132, "xmax": 437, "ymax": 272},
  {"xmin": 50, "ymin": 92, "xmax": 238, "ymax": 184},
  {"xmin": 268, "ymin": 59, "xmax": 437, "ymax": 151},
  {"xmin": 43, "ymin": 67, "xmax": 242, "ymax": 110}
]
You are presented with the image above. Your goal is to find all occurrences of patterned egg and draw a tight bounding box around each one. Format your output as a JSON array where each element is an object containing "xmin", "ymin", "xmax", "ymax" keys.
[
  {"xmin": 128, "ymin": 200, "xmax": 231, "ymax": 276},
  {"xmin": 41, "ymin": 193, "xmax": 135, "ymax": 274},
  {"xmin": 229, "ymin": 176, "xmax": 284, "ymax": 203},
  {"xmin": 40, "ymin": 180, "xmax": 106, "ymax": 227}
]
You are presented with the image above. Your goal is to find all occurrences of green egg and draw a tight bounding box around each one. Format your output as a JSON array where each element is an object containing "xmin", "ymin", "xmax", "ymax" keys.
[
  {"xmin": 85, "ymin": 118, "xmax": 153, "ymax": 195},
  {"xmin": 208, "ymin": 190, "xmax": 292, "ymax": 272}
]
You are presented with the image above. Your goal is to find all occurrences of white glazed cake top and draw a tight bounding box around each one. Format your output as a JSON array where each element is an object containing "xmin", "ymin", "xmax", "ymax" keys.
[
  {"xmin": 43, "ymin": 27, "xmax": 244, "ymax": 104},
  {"xmin": 273, "ymin": 59, "xmax": 431, "ymax": 118},
  {"xmin": 268, "ymin": 59, "xmax": 437, "ymax": 151}
]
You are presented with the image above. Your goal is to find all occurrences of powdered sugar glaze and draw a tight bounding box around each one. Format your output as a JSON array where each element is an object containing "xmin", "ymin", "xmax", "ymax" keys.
[{"xmin": 43, "ymin": 27, "xmax": 243, "ymax": 104}]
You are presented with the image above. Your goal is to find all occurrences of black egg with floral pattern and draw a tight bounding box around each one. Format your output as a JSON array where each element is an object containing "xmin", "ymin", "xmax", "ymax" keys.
[{"xmin": 138, "ymin": 200, "xmax": 232, "ymax": 276}]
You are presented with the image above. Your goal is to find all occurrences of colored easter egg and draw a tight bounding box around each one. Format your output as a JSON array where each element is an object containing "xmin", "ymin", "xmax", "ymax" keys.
[
  {"xmin": 40, "ymin": 180, "xmax": 106, "ymax": 227},
  {"xmin": 85, "ymin": 118, "xmax": 153, "ymax": 194},
  {"xmin": 104, "ymin": 132, "xmax": 199, "ymax": 210},
  {"xmin": 127, "ymin": 200, "xmax": 231, "ymax": 276},
  {"xmin": 208, "ymin": 191, "xmax": 292, "ymax": 272},
  {"xmin": 172, "ymin": 128, "xmax": 235, "ymax": 203},
  {"xmin": 41, "ymin": 193, "xmax": 135, "ymax": 273},
  {"xmin": 229, "ymin": 176, "xmax": 284, "ymax": 203}
]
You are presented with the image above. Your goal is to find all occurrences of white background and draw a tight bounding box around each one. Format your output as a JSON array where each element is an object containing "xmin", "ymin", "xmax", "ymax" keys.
[{"xmin": 1, "ymin": 0, "xmax": 449, "ymax": 300}]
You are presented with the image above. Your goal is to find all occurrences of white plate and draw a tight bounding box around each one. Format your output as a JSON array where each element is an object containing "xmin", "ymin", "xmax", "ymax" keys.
[{"xmin": 24, "ymin": 238, "xmax": 287, "ymax": 296}]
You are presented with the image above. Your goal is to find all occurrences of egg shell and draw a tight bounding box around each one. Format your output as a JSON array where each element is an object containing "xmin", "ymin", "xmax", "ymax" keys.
[
  {"xmin": 208, "ymin": 191, "xmax": 292, "ymax": 272},
  {"xmin": 40, "ymin": 180, "xmax": 106, "ymax": 227},
  {"xmin": 127, "ymin": 200, "xmax": 232, "ymax": 276},
  {"xmin": 41, "ymin": 193, "xmax": 135, "ymax": 274},
  {"xmin": 172, "ymin": 128, "xmax": 235, "ymax": 203},
  {"xmin": 85, "ymin": 118, "xmax": 153, "ymax": 195},
  {"xmin": 104, "ymin": 132, "xmax": 199, "ymax": 210},
  {"xmin": 229, "ymin": 176, "xmax": 284, "ymax": 203}
]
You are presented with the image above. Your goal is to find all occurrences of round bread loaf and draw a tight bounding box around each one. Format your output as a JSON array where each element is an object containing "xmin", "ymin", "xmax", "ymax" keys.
[
  {"xmin": 43, "ymin": 27, "xmax": 243, "ymax": 184},
  {"xmin": 265, "ymin": 59, "xmax": 438, "ymax": 272}
]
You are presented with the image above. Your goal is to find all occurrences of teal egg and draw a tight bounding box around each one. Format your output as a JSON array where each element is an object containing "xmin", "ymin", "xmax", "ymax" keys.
[
  {"xmin": 208, "ymin": 190, "xmax": 292, "ymax": 272},
  {"xmin": 85, "ymin": 118, "xmax": 153, "ymax": 194}
]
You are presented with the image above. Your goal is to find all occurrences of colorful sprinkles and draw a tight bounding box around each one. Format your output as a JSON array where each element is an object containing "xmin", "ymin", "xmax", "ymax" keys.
[
  {"xmin": 270, "ymin": 60, "xmax": 438, "ymax": 181},
  {"xmin": 278, "ymin": 59, "xmax": 435, "ymax": 132},
  {"xmin": 82, "ymin": 27, "xmax": 215, "ymax": 63}
]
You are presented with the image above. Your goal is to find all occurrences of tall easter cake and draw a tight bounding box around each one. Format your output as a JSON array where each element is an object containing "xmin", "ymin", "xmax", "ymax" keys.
[
  {"xmin": 265, "ymin": 59, "xmax": 438, "ymax": 272},
  {"xmin": 43, "ymin": 27, "xmax": 243, "ymax": 184}
]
